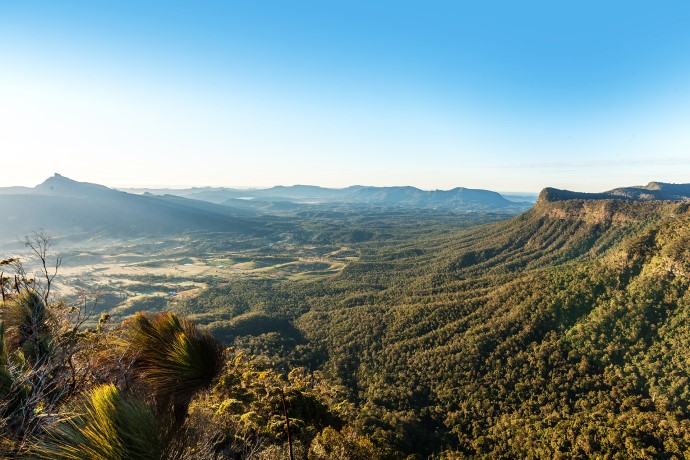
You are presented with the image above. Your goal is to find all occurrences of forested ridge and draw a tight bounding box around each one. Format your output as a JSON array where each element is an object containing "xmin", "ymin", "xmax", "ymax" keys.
[{"xmin": 178, "ymin": 196, "xmax": 690, "ymax": 457}]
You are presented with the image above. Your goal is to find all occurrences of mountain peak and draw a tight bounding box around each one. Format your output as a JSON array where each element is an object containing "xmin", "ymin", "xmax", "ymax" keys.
[
  {"xmin": 644, "ymin": 181, "xmax": 663, "ymax": 190},
  {"xmin": 35, "ymin": 174, "xmax": 116, "ymax": 198},
  {"xmin": 40, "ymin": 173, "xmax": 77, "ymax": 186}
]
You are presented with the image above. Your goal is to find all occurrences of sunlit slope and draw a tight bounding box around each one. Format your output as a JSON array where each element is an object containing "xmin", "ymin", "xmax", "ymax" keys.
[{"xmin": 297, "ymin": 197, "xmax": 690, "ymax": 455}]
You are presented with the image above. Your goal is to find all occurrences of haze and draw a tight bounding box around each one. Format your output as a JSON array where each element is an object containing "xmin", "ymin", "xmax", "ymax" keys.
[{"xmin": 2, "ymin": 1, "xmax": 690, "ymax": 192}]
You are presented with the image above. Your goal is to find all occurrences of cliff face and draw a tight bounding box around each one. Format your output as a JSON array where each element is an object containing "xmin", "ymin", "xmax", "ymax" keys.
[
  {"xmin": 537, "ymin": 182, "xmax": 690, "ymax": 204},
  {"xmin": 534, "ymin": 195, "xmax": 689, "ymax": 225}
]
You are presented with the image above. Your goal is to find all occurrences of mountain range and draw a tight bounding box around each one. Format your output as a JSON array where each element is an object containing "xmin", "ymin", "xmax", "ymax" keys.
[
  {"xmin": 0, "ymin": 174, "xmax": 536, "ymax": 244},
  {"xmin": 124, "ymin": 183, "xmax": 533, "ymax": 209},
  {"xmin": 3, "ymin": 175, "xmax": 690, "ymax": 246}
]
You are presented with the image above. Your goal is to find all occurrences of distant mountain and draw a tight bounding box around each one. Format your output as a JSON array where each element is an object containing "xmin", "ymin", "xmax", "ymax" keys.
[
  {"xmin": 0, "ymin": 174, "xmax": 532, "ymax": 246},
  {"xmin": 539, "ymin": 181, "xmax": 690, "ymax": 203},
  {"xmin": 0, "ymin": 174, "xmax": 263, "ymax": 244},
  {"xmin": 125, "ymin": 184, "xmax": 531, "ymax": 210},
  {"xmin": 34, "ymin": 173, "xmax": 117, "ymax": 198}
]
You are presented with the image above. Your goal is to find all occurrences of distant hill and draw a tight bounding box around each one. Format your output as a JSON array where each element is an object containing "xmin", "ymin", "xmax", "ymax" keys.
[
  {"xmin": 0, "ymin": 174, "xmax": 264, "ymax": 244},
  {"xmin": 124, "ymin": 184, "xmax": 531, "ymax": 211},
  {"xmin": 539, "ymin": 181, "xmax": 690, "ymax": 203},
  {"xmin": 500, "ymin": 192, "xmax": 539, "ymax": 203}
]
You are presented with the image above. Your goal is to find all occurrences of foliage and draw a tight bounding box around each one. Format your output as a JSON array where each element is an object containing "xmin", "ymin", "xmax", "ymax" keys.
[
  {"xmin": 122, "ymin": 312, "xmax": 224, "ymax": 419},
  {"xmin": 0, "ymin": 248, "xmax": 94, "ymax": 456},
  {"xmin": 2, "ymin": 290, "xmax": 51, "ymax": 364},
  {"xmin": 183, "ymin": 352, "xmax": 387, "ymax": 459},
  {"xmin": 32, "ymin": 384, "xmax": 164, "ymax": 460}
]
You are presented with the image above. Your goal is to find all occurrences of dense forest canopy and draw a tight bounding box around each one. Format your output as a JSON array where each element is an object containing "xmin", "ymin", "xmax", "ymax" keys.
[{"xmin": 175, "ymin": 196, "xmax": 690, "ymax": 457}]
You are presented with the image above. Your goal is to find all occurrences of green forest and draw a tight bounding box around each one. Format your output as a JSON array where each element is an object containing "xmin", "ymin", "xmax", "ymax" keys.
[{"xmin": 4, "ymin": 195, "xmax": 690, "ymax": 458}]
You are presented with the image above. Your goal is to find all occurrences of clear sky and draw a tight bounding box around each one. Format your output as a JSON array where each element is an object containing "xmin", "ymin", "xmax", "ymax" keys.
[{"xmin": 2, "ymin": 1, "xmax": 690, "ymax": 192}]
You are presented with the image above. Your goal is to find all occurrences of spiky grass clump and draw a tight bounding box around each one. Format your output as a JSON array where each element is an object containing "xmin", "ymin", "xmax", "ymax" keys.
[
  {"xmin": 124, "ymin": 312, "xmax": 224, "ymax": 416},
  {"xmin": 1, "ymin": 290, "xmax": 51, "ymax": 363},
  {"xmin": 3, "ymin": 290, "xmax": 47, "ymax": 329},
  {"xmin": 33, "ymin": 384, "xmax": 164, "ymax": 460},
  {"xmin": 0, "ymin": 322, "xmax": 12, "ymax": 398}
]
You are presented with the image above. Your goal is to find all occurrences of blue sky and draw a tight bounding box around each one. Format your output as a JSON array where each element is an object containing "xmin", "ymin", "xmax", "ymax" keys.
[{"xmin": 1, "ymin": 1, "xmax": 690, "ymax": 192}]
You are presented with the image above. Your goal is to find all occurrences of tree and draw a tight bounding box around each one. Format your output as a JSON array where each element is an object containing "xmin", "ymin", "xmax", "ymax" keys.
[{"xmin": 0, "ymin": 234, "xmax": 94, "ymax": 455}]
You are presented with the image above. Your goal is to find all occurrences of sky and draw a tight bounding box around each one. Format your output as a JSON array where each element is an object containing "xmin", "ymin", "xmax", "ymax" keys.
[{"xmin": 1, "ymin": 1, "xmax": 690, "ymax": 192}]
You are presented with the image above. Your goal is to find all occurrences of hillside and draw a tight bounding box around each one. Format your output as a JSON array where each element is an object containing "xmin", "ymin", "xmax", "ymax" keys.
[{"xmin": 178, "ymin": 191, "xmax": 690, "ymax": 456}]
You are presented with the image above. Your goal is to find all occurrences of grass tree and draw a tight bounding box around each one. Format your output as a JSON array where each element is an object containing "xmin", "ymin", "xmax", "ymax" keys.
[
  {"xmin": 123, "ymin": 312, "xmax": 225, "ymax": 423},
  {"xmin": 33, "ymin": 384, "xmax": 165, "ymax": 460}
]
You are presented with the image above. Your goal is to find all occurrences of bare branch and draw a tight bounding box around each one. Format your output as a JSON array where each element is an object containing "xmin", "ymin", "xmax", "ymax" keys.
[{"xmin": 23, "ymin": 230, "xmax": 62, "ymax": 306}]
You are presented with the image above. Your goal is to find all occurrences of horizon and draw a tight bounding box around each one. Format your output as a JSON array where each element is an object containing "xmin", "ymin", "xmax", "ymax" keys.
[
  {"xmin": 2, "ymin": 2, "xmax": 690, "ymax": 191},
  {"xmin": 0, "ymin": 171, "xmax": 543, "ymax": 193},
  {"xmin": 5, "ymin": 172, "xmax": 543, "ymax": 194},
  {"xmin": 4, "ymin": 172, "xmax": 682, "ymax": 196}
]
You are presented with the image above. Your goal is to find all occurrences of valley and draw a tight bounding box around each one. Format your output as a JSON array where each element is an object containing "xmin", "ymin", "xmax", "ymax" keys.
[
  {"xmin": 49, "ymin": 234, "xmax": 354, "ymax": 322},
  {"xmin": 0, "ymin": 176, "xmax": 510, "ymax": 333}
]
